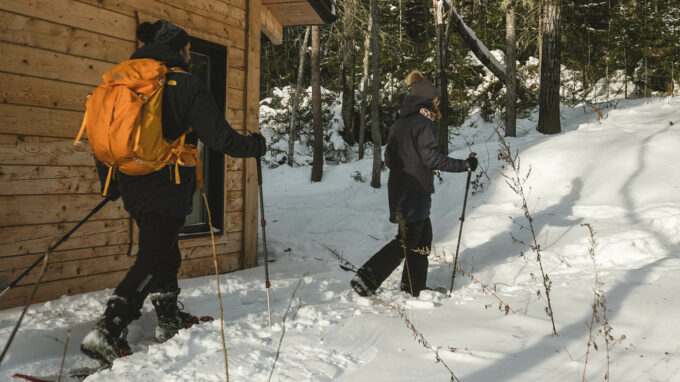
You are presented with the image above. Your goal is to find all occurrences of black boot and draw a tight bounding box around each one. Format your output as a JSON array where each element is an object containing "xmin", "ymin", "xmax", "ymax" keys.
[
  {"xmin": 351, "ymin": 269, "xmax": 379, "ymax": 297},
  {"xmin": 149, "ymin": 287, "xmax": 200, "ymax": 343},
  {"xmin": 81, "ymin": 295, "xmax": 139, "ymax": 367}
]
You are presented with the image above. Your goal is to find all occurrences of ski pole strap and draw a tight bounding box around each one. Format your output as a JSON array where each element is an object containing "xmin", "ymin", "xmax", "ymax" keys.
[{"xmin": 73, "ymin": 110, "xmax": 88, "ymax": 146}]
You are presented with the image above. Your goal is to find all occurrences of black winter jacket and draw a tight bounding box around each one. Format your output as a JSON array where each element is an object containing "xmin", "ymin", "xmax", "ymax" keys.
[
  {"xmin": 97, "ymin": 43, "xmax": 261, "ymax": 218},
  {"xmin": 385, "ymin": 95, "xmax": 468, "ymax": 223}
]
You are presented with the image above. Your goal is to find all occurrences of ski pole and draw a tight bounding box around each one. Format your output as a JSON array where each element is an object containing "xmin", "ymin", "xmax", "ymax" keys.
[
  {"xmin": 256, "ymin": 157, "xmax": 272, "ymax": 326},
  {"xmin": 450, "ymin": 153, "xmax": 476, "ymax": 293},
  {"xmin": 0, "ymin": 196, "xmax": 113, "ymax": 300}
]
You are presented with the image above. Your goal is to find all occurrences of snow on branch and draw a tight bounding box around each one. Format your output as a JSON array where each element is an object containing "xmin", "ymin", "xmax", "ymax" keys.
[{"xmin": 449, "ymin": 5, "xmax": 507, "ymax": 82}]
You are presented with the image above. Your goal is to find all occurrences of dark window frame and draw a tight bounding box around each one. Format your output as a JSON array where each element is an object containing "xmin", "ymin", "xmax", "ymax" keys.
[{"xmin": 180, "ymin": 37, "xmax": 227, "ymax": 240}]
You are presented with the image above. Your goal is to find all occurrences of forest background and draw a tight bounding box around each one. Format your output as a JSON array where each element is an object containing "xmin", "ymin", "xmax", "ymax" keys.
[{"xmin": 257, "ymin": 0, "xmax": 680, "ymax": 178}]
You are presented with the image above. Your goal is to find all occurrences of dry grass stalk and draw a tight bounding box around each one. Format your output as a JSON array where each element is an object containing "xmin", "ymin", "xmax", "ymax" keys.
[
  {"xmin": 370, "ymin": 296, "xmax": 460, "ymax": 382},
  {"xmin": 427, "ymin": 248, "xmax": 516, "ymax": 315},
  {"xmin": 57, "ymin": 327, "xmax": 71, "ymax": 382},
  {"xmin": 202, "ymin": 192, "xmax": 230, "ymax": 382},
  {"xmin": 316, "ymin": 240, "xmax": 358, "ymax": 272},
  {"xmin": 268, "ymin": 277, "xmax": 305, "ymax": 382},
  {"xmin": 496, "ymin": 128, "xmax": 557, "ymax": 335},
  {"xmin": 581, "ymin": 223, "xmax": 624, "ymax": 382}
]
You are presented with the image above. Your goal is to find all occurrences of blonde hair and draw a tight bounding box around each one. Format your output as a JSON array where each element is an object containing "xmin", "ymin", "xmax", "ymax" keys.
[
  {"xmin": 405, "ymin": 70, "xmax": 425, "ymax": 86},
  {"xmin": 431, "ymin": 97, "xmax": 442, "ymax": 121}
]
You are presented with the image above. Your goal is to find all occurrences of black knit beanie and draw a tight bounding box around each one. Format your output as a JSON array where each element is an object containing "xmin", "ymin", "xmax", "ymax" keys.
[
  {"xmin": 409, "ymin": 78, "xmax": 438, "ymax": 100},
  {"xmin": 136, "ymin": 20, "xmax": 190, "ymax": 51}
]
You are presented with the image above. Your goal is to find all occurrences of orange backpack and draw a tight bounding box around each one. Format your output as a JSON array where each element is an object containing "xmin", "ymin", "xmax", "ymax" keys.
[{"xmin": 74, "ymin": 59, "xmax": 201, "ymax": 195}]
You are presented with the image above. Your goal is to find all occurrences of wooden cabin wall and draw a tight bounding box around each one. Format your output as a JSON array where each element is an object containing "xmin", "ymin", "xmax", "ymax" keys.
[{"xmin": 0, "ymin": 0, "xmax": 261, "ymax": 310}]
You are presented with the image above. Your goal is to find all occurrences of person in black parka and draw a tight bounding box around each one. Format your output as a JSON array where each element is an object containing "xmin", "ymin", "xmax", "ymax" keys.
[
  {"xmin": 81, "ymin": 20, "xmax": 267, "ymax": 366},
  {"xmin": 351, "ymin": 70, "xmax": 478, "ymax": 297}
]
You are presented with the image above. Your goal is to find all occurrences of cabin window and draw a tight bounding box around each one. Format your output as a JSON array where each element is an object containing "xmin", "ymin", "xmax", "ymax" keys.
[{"xmin": 180, "ymin": 37, "xmax": 227, "ymax": 238}]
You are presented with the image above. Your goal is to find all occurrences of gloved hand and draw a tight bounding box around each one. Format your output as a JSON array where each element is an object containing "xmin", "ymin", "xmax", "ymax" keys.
[
  {"xmin": 251, "ymin": 132, "xmax": 267, "ymax": 157},
  {"xmin": 466, "ymin": 156, "xmax": 478, "ymax": 172}
]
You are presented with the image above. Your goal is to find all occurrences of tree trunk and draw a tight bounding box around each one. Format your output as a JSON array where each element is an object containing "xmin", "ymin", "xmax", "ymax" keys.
[
  {"xmin": 644, "ymin": 55, "xmax": 649, "ymax": 97},
  {"xmin": 399, "ymin": 0, "xmax": 403, "ymax": 42},
  {"xmin": 447, "ymin": 4, "xmax": 506, "ymax": 83},
  {"xmin": 310, "ymin": 26, "xmax": 323, "ymax": 182},
  {"xmin": 537, "ymin": 0, "xmax": 562, "ymax": 135},
  {"xmin": 370, "ymin": 0, "xmax": 382, "ymax": 189},
  {"xmin": 287, "ymin": 27, "xmax": 310, "ymax": 167},
  {"xmin": 643, "ymin": 0, "xmax": 648, "ymax": 98},
  {"xmin": 358, "ymin": 19, "xmax": 372, "ymax": 161},
  {"xmin": 434, "ymin": 0, "xmax": 448, "ymax": 154},
  {"xmin": 624, "ymin": 47, "xmax": 628, "ymax": 98},
  {"xmin": 341, "ymin": 0, "xmax": 356, "ymax": 144},
  {"xmin": 505, "ymin": 1, "xmax": 517, "ymax": 137},
  {"xmin": 605, "ymin": 0, "xmax": 611, "ymax": 99},
  {"xmin": 538, "ymin": 0, "xmax": 543, "ymax": 77}
]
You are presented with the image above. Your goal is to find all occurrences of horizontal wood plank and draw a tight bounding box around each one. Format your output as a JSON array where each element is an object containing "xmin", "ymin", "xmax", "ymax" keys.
[
  {"xmin": 0, "ymin": 135, "xmax": 94, "ymax": 166},
  {"xmin": 0, "ymin": 10, "xmax": 134, "ymax": 63},
  {"xmin": 0, "ymin": 218, "xmax": 131, "ymax": 258},
  {"xmin": 227, "ymin": 88, "xmax": 245, "ymax": 110},
  {"xmin": 181, "ymin": 232, "xmax": 242, "ymax": 260},
  {"xmin": 226, "ymin": 107, "xmax": 244, "ymax": 123},
  {"xmin": 178, "ymin": 251, "xmax": 241, "ymax": 279},
  {"xmin": 0, "ymin": 270, "xmax": 128, "ymax": 310},
  {"xmin": 228, "ymin": 47, "xmax": 245, "ymax": 70},
  {"xmin": 224, "ymin": 0, "xmax": 246, "ymax": 10},
  {"xmin": 225, "ymin": 211, "xmax": 243, "ymax": 232},
  {"xmin": 0, "ymin": 165, "xmax": 99, "ymax": 195},
  {"xmin": 0, "ymin": 103, "xmax": 85, "ymax": 138},
  {"xmin": 2, "ymin": 235, "xmax": 243, "ymax": 287},
  {"xmin": 0, "ymin": 72, "xmax": 91, "ymax": 111},
  {"xmin": 0, "ymin": 194, "xmax": 127, "ymax": 227},
  {"xmin": 3, "ymin": 251, "xmax": 136, "ymax": 286},
  {"xmin": 1, "ymin": 0, "xmax": 136, "ymax": 41},
  {"xmin": 88, "ymin": 1, "xmax": 246, "ymax": 49},
  {"xmin": 226, "ymin": 190, "xmax": 244, "ymax": 211},
  {"xmin": 0, "ymin": 41, "xmax": 114, "ymax": 86},
  {"xmin": 228, "ymin": 68, "xmax": 245, "ymax": 90},
  {"xmin": 159, "ymin": 0, "xmax": 246, "ymax": 30},
  {"xmin": 226, "ymin": 157, "xmax": 244, "ymax": 171},
  {"xmin": 1, "ymin": 244, "xmax": 131, "ymax": 270},
  {"xmin": 226, "ymin": 169, "xmax": 244, "ymax": 191}
]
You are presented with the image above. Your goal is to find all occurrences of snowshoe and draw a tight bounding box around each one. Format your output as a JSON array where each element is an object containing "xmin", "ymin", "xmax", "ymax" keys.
[
  {"xmin": 350, "ymin": 271, "xmax": 377, "ymax": 297},
  {"xmin": 150, "ymin": 287, "xmax": 213, "ymax": 343},
  {"xmin": 80, "ymin": 295, "xmax": 138, "ymax": 367},
  {"xmin": 12, "ymin": 365, "xmax": 105, "ymax": 381},
  {"xmin": 80, "ymin": 320, "xmax": 132, "ymax": 367}
]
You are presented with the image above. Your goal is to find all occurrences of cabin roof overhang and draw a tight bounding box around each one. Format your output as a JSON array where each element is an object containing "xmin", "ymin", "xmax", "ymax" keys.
[
  {"xmin": 260, "ymin": 0, "xmax": 336, "ymax": 45},
  {"xmin": 264, "ymin": 0, "xmax": 336, "ymax": 26}
]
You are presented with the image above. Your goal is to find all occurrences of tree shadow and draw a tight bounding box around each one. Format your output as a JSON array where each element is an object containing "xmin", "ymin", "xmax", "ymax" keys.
[
  {"xmin": 457, "ymin": 123, "xmax": 680, "ymax": 381},
  {"xmin": 458, "ymin": 256, "xmax": 674, "ymax": 382},
  {"xmin": 431, "ymin": 177, "xmax": 584, "ymax": 288}
]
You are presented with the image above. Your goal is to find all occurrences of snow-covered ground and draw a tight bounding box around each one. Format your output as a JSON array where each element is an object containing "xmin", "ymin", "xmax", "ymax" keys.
[{"xmin": 2, "ymin": 97, "xmax": 679, "ymax": 381}]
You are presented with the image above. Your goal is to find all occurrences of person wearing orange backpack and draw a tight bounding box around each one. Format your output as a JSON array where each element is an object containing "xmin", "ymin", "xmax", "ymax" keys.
[{"xmin": 80, "ymin": 20, "xmax": 267, "ymax": 367}]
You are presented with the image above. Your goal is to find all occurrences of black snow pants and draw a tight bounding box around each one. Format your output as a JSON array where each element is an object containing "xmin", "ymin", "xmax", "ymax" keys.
[
  {"xmin": 357, "ymin": 217, "xmax": 432, "ymax": 296},
  {"xmin": 114, "ymin": 213, "xmax": 185, "ymax": 314}
]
